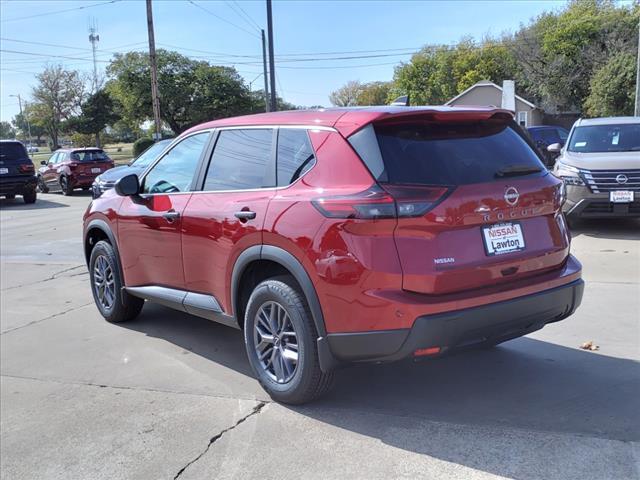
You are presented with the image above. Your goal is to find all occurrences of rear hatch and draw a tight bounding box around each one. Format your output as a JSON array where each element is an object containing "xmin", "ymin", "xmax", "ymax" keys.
[
  {"xmin": 71, "ymin": 149, "xmax": 112, "ymax": 176},
  {"xmin": 0, "ymin": 142, "xmax": 34, "ymax": 176},
  {"xmin": 349, "ymin": 113, "xmax": 568, "ymax": 295}
]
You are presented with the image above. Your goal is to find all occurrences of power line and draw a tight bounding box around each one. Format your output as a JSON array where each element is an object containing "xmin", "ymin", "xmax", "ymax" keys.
[
  {"xmin": 223, "ymin": 1, "xmax": 261, "ymax": 33},
  {"xmin": 187, "ymin": 0, "xmax": 261, "ymax": 39},
  {"xmin": 1, "ymin": 37, "xmax": 147, "ymax": 54},
  {"xmin": 232, "ymin": 0, "xmax": 262, "ymax": 30},
  {"xmin": 1, "ymin": 0, "xmax": 122, "ymax": 23},
  {"xmin": 0, "ymin": 48, "xmax": 111, "ymax": 63}
]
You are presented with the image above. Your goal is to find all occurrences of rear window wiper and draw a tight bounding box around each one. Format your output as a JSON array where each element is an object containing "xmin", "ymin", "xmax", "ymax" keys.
[{"xmin": 495, "ymin": 165, "xmax": 543, "ymax": 178}]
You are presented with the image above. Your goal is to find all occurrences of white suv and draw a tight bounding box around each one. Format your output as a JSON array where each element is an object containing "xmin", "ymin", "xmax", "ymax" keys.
[{"xmin": 549, "ymin": 117, "xmax": 640, "ymax": 219}]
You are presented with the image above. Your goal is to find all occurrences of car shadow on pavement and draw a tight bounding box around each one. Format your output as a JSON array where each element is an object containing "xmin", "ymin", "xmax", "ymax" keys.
[
  {"xmin": 123, "ymin": 303, "xmax": 639, "ymax": 473},
  {"xmin": 569, "ymin": 217, "xmax": 640, "ymax": 240},
  {"xmin": 0, "ymin": 196, "xmax": 68, "ymax": 210}
]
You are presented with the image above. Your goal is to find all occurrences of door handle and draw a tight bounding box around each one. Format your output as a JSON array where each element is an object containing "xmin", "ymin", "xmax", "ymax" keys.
[
  {"xmin": 163, "ymin": 210, "xmax": 180, "ymax": 222},
  {"xmin": 234, "ymin": 210, "xmax": 256, "ymax": 221}
]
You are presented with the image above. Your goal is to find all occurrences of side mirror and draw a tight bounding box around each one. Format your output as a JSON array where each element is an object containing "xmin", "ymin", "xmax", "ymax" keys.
[
  {"xmin": 114, "ymin": 173, "xmax": 140, "ymax": 197},
  {"xmin": 40, "ymin": 160, "xmax": 47, "ymax": 166},
  {"xmin": 547, "ymin": 143, "xmax": 562, "ymax": 153}
]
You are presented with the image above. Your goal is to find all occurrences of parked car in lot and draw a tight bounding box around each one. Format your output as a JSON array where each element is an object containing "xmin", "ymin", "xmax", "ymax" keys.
[
  {"xmin": 38, "ymin": 148, "xmax": 114, "ymax": 196},
  {"xmin": 92, "ymin": 139, "xmax": 172, "ymax": 198},
  {"xmin": 26, "ymin": 144, "xmax": 39, "ymax": 153},
  {"xmin": 83, "ymin": 106, "xmax": 584, "ymax": 404},
  {"xmin": 550, "ymin": 117, "xmax": 640, "ymax": 219},
  {"xmin": 527, "ymin": 125, "xmax": 569, "ymax": 167},
  {"xmin": 0, "ymin": 140, "xmax": 37, "ymax": 204}
]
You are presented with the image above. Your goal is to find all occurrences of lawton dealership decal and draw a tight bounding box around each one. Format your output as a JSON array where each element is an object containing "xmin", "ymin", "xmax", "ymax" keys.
[{"xmin": 434, "ymin": 257, "xmax": 455, "ymax": 265}]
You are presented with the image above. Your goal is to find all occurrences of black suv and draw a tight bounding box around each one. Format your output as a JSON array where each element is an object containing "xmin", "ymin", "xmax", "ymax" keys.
[{"xmin": 0, "ymin": 140, "xmax": 37, "ymax": 204}]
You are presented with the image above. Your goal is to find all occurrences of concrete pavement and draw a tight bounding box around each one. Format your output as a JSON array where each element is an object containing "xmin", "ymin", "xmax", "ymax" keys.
[{"xmin": 1, "ymin": 192, "xmax": 639, "ymax": 479}]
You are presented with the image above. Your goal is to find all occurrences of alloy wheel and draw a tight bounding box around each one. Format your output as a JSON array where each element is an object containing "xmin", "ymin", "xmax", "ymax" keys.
[
  {"xmin": 93, "ymin": 255, "xmax": 115, "ymax": 310},
  {"xmin": 254, "ymin": 301, "xmax": 299, "ymax": 383}
]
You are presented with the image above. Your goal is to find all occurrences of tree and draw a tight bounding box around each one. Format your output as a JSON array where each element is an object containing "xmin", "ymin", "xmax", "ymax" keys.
[
  {"xmin": 329, "ymin": 80, "xmax": 363, "ymax": 106},
  {"xmin": 107, "ymin": 50, "xmax": 254, "ymax": 133},
  {"xmin": 584, "ymin": 53, "xmax": 636, "ymax": 117},
  {"xmin": 357, "ymin": 81, "xmax": 392, "ymax": 106},
  {"xmin": 67, "ymin": 89, "xmax": 120, "ymax": 147},
  {"xmin": 13, "ymin": 104, "xmax": 47, "ymax": 144},
  {"xmin": 0, "ymin": 121, "xmax": 15, "ymax": 139},
  {"xmin": 31, "ymin": 65, "xmax": 85, "ymax": 148}
]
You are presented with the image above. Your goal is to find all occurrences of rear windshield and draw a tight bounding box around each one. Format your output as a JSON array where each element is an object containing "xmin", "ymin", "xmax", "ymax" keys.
[
  {"xmin": 0, "ymin": 142, "xmax": 29, "ymax": 163},
  {"xmin": 568, "ymin": 124, "xmax": 640, "ymax": 153},
  {"xmin": 349, "ymin": 121, "xmax": 544, "ymax": 186},
  {"xmin": 71, "ymin": 150, "xmax": 110, "ymax": 162}
]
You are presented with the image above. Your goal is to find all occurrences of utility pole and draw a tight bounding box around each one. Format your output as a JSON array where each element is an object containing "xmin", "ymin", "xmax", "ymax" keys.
[
  {"xmin": 635, "ymin": 20, "xmax": 639, "ymax": 117},
  {"xmin": 266, "ymin": 0, "xmax": 277, "ymax": 111},
  {"xmin": 88, "ymin": 19, "xmax": 100, "ymax": 92},
  {"xmin": 146, "ymin": 0, "xmax": 162, "ymax": 141},
  {"xmin": 10, "ymin": 94, "xmax": 31, "ymax": 150},
  {"xmin": 261, "ymin": 29, "xmax": 270, "ymax": 112}
]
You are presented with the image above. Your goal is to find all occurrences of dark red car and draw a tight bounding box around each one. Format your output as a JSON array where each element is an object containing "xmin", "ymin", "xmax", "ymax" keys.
[
  {"xmin": 83, "ymin": 107, "xmax": 584, "ymax": 404},
  {"xmin": 38, "ymin": 148, "xmax": 114, "ymax": 195}
]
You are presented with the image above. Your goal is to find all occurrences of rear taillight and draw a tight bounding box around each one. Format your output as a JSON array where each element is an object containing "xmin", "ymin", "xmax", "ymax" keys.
[
  {"xmin": 312, "ymin": 184, "xmax": 452, "ymax": 219},
  {"xmin": 18, "ymin": 164, "xmax": 34, "ymax": 173},
  {"xmin": 381, "ymin": 184, "xmax": 452, "ymax": 217}
]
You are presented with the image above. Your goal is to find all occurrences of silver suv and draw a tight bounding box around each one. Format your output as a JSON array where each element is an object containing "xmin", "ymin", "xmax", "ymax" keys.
[{"xmin": 549, "ymin": 117, "xmax": 640, "ymax": 219}]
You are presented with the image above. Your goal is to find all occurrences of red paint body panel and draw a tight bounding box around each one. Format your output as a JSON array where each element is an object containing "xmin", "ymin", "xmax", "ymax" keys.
[
  {"xmin": 117, "ymin": 194, "xmax": 192, "ymax": 289},
  {"xmin": 181, "ymin": 189, "xmax": 274, "ymax": 313}
]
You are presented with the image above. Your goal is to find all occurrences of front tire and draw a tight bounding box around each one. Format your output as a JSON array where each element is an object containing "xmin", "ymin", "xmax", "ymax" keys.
[
  {"xmin": 89, "ymin": 240, "xmax": 144, "ymax": 323},
  {"xmin": 60, "ymin": 176, "xmax": 73, "ymax": 196},
  {"xmin": 244, "ymin": 278, "xmax": 334, "ymax": 404},
  {"xmin": 37, "ymin": 175, "xmax": 48, "ymax": 193}
]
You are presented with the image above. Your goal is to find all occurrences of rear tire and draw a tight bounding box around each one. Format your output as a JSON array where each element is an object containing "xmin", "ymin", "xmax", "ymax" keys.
[
  {"xmin": 23, "ymin": 189, "xmax": 36, "ymax": 204},
  {"xmin": 89, "ymin": 240, "xmax": 144, "ymax": 323},
  {"xmin": 60, "ymin": 176, "xmax": 73, "ymax": 196},
  {"xmin": 244, "ymin": 278, "xmax": 334, "ymax": 404}
]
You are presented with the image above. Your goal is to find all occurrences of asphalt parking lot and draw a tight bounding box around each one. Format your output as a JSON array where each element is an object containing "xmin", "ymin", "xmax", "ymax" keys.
[{"xmin": 1, "ymin": 192, "xmax": 638, "ymax": 480}]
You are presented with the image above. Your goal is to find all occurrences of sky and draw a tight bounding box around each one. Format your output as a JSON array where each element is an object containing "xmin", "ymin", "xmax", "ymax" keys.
[{"xmin": 0, "ymin": 0, "xmax": 570, "ymax": 123}]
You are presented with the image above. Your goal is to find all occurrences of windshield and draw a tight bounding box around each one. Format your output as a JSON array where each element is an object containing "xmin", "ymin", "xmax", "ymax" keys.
[
  {"xmin": 71, "ymin": 150, "xmax": 110, "ymax": 162},
  {"xmin": 352, "ymin": 120, "xmax": 544, "ymax": 186},
  {"xmin": 133, "ymin": 140, "xmax": 171, "ymax": 168},
  {"xmin": 568, "ymin": 124, "xmax": 640, "ymax": 153}
]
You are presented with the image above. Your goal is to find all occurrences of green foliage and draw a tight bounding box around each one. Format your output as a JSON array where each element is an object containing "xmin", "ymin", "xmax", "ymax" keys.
[
  {"xmin": 12, "ymin": 105, "xmax": 47, "ymax": 141},
  {"xmin": 357, "ymin": 81, "xmax": 392, "ymax": 106},
  {"xmin": 133, "ymin": 137, "xmax": 155, "ymax": 157},
  {"xmin": 584, "ymin": 53, "xmax": 636, "ymax": 117},
  {"xmin": 0, "ymin": 121, "xmax": 16, "ymax": 139},
  {"xmin": 71, "ymin": 132, "xmax": 95, "ymax": 147},
  {"xmin": 67, "ymin": 89, "xmax": 120, "ymax": 147},
  {"xmin": 107, "ymin": 50, "xmax": 253, "ymax": 133},
  {"xmin": 329, "ymin": 80, "xmax": 363, "ymax": 106}
]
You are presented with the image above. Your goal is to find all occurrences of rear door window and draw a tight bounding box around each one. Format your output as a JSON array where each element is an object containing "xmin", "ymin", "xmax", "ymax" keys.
[
  {"xmin": 0, "ymin": 142, "xmax": 28, "ymax": 163},
  {"xmin": 276, "ymin": 129, "xmax": 315, "ymax": 186},
  {"xmin": 204, "ymin": 129, "xmax": 274, "ymax": 191},
  {"xmin": 350, "ymin": 121, "xmax": 544, "ymax": 186},
  {"xmin": 71, "ymin": 150, "xmax": 110, "ymax": 162}
]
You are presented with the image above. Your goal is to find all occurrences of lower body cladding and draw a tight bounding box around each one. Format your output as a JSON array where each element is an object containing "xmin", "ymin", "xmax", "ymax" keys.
[
  {"xmin": 564, "ymin": 186, "xmax": 640, "ymax": 218},
  {"xmin": 326, "ymin": 278, "xmax": 584, "ymax": 363}
]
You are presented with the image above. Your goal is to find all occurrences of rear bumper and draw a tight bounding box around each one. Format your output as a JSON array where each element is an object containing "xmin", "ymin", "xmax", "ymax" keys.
[
  {"xmin": 566, "ymin": 197, "xmax": 640, "ymax": 218},
  {"xmin": 326, "ymin": 277, "xmax": 584, "ymax": 363},
  {"xmin": 0, "ymin": 175, "xmax": 37, "ymax": 195}
]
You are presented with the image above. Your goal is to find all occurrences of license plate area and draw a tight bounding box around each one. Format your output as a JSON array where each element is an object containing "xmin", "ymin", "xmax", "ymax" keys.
[
  {"xmin": 0, "ymin": 168, "xmax": 8, "ymax": 174},
  {"xmin": 610, "ymin": 191, "xmax": 633, "ymax": 203},
  {"xmin": 482, "ymin": 222, "xmax": 525, "ymax": 256},
  {"xmin": 91, "ymin": 167, "xmax": 101, "ymax": 173}
]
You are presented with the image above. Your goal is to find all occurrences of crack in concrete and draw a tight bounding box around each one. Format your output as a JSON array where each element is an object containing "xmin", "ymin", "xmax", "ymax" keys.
[
  {"xmin": 173, "ymin": 402, "xmax": 267, "ymax": 479},
  {"xmin": 0, "ymin": 302, "xmax": 93, "ymax": 335},
  {"xmin": 0, "ymin": 373, "xmax": 271, "ymax": 403},
  {"xmin": 2, "ymin": 264, "xmax": 86, "ymax": 291}
]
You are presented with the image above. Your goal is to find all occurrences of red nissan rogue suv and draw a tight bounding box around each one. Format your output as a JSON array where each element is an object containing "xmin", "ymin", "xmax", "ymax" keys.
[{"xmin": 83, "ymin": 107, "xmax": 584, "ymax": 404}]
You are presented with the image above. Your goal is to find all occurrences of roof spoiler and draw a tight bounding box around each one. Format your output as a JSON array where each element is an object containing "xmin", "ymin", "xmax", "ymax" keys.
[{"xmin": 390, "ymin": 95, "xmax": 410, "ymax": 107}]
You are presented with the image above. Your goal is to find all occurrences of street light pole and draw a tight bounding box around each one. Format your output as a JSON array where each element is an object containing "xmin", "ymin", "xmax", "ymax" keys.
[
  {"xmin": 635, "ymin": 20, "xmax": 639, "ymax": 117},
  {"xmin": 261, "ymin": 29, "xmax": 270, "ymax": 112},
  {"xmin": 10, "ymin": 94, "xmax": 32, "ymax": 149},
  {"xmin": 266, "ymin": 0, "xmax": 277, "ymax": 111}
]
